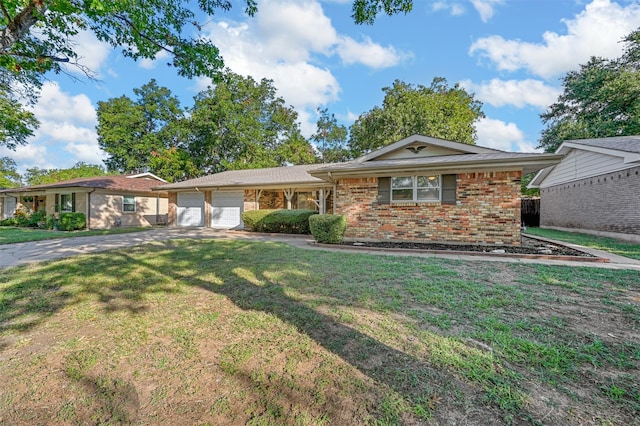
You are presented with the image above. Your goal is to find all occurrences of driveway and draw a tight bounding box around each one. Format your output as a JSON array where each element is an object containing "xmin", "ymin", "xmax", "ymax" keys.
[{"xmin": 1, "ymin": 227, "xmax": 640, "ymax": 271}]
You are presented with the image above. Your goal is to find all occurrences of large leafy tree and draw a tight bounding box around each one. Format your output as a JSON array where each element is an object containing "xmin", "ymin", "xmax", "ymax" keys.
[
  {"xmin": 187, "ymin": 71, "xmax": 317, "ymax": 174},
  {"xmin": 348, "ymin": 78, "xmax": 485, "ymax": 156},
  {"xmin": 0, "ymin": 0, "xmax": 414, "ymax": 150},
  {"xmin": 97, "ymin": 79, "xmax": 186, "ymax": 174},
  {"xmin": 311, "ymin": 108, "xmax": 349, "ymax": 163},
  {"xmin": 23, "ymin": 161, "xmax": 107, "ymax": 185},
  {"xmin": 0, "ymin": 156, "xmax": 21, "ymax": 188},
  {"xmin": 539, "ymin": 29, "xmax": 640, "ymax": 152}
]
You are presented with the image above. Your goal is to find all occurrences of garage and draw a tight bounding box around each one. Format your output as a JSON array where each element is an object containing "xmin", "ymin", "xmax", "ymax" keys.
[
  {"xmin": 177, "ymin": 192, "xmax": 204, "ymax": 227},
  {"xmin": 211, "ymin": 191, "xmax": 244, "ymax": 229}
]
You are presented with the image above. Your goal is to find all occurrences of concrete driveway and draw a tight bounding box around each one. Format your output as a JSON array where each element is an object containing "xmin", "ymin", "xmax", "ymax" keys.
[{"xmin": 1, "ymin": 227, "xmax": 640, "ymax": 271}]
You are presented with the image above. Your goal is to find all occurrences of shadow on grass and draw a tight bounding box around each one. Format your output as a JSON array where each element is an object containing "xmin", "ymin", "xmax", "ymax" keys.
[{"xmin": 0, "ymin": 239, "xmax": 509, "ymax": 423}]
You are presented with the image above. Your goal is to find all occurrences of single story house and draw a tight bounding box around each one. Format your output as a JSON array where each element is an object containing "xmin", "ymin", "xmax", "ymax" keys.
[
  {"xmin": 158, "ymin": 135, "xmax": 561, "ymax": 245},
  {"xmin": 0, "ymin": 173, "xmax": 169, "ymax": 229},
  {"xmin": 529, "ymin": 135, "xmax": 640, "ymax": 239}
]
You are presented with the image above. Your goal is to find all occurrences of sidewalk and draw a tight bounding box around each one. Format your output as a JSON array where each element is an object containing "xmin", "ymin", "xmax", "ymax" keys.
[{"xmin": 1, "ymin": 228, "xmax": 640, "ymax": 271}]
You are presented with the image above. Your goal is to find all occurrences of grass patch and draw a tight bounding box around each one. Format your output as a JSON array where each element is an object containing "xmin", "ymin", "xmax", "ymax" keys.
[
  {"xmin": 525, "ymin": 227, "xmax": 640, "ymax": 260},
  {"xmin": 0, "ymin": 226, "xmax": 152, "ymax": 245},
  {"xmin": 1, "ymin": 239, "xmax": 639, "ymax": 425}
]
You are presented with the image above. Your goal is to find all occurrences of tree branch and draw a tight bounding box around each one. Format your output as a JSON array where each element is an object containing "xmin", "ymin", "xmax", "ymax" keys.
[
  {"xmin": 112, "ymin": 13, "xmax": 176, "ymax": 57},
  {"xmin": 1, "ymin": 1, "xmax": 50, "ymax": 53}
]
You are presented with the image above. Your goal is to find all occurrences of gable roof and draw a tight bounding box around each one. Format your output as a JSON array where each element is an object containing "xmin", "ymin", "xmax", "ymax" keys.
[
  {"xmin": 355, "ymin": 134, "xmax": 502, "ymax": 163},
  {"xmin": 157, "ymin": 164, "xmax": 331, "ymax": 190},
  {"xmin": 0, "ymin": 173, "xmax": 167, "ymax": 195},
  {"xmin": 529, "ymin": 136, "xmax": 640, "ymax": 187}
]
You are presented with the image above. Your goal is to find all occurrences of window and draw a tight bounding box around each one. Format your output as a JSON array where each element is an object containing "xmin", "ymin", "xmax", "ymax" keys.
[
  {"xmin": 391, "ymin": 175, "xmax": 440, "ymax": 202},
  {"xmin": 123, "ymin": 195, "xmax": 136, "ymax": 212},
  {"xmin": 60, "ymin": 193, "xmax": 75, "ymax": 212}
]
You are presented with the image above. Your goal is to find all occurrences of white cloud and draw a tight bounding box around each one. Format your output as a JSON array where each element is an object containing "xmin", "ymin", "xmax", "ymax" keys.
[
  {"xmin": 63, "ymin": 29, "xmax": 112, "ymax": 77},
  {"xmin": 470, "ymin": 0, "xmax": 504, "ymax": 22},
  {"xmin": 10, "ymin": 82, "xmax": 107, "ymax": 172},
  {"xmin": 432, "ymin": 1, "xmax": 466, "ymax": 17},
  {"xmin": 476, "ymin": 117, "xmax": 539, "ymax": 152},
  {"xmin": 470, "ymin": 0, "xmax": 640, "ymax": 78},
  {"xmin": 139, "ymin": 50, "xmax": 171, "ymax": 70},
  {"xmin": 459, "ymin": 78, "xmax": 561, "ymax": 109},
  {"xmin": 200, "ymin": 0, "xmax": 409, "ymax": 136}
]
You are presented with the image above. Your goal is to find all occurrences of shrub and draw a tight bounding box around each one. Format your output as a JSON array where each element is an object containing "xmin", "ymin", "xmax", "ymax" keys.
[
  {"xmin": 58, "ymin": 213, "xmax": 86, "ymax": 231},
  {"xmin": 0, "ymin": 217, "xmax": 17, "ymax": 226},
  {"xmin": 309, "ymin": 214, "xmax": 347, "ymax": 244},
  {"xmin": 242, "ymin": 209, "xmax": 276, "ymax": 231},
  {"xmin": 242, "ymin": 209, "xmax": 318, "ymax": 234}
]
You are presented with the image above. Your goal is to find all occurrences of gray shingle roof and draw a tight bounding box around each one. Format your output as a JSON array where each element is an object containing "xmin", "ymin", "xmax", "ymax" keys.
[
  {"xmin": 1, "ymin": 174, "xmax": 167, "ymax": 194},
  {"xmin": 563, "ymin": 136, "xmax": 640, "ymax": 154},
  {"xmin": 157, "ymin": 164, "xmax": 330, "ymax": 190}
]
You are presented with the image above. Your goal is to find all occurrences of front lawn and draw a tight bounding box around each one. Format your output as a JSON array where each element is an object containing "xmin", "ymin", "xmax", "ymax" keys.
[
  {"xmin": 1, "ymin": 240, "xmax": 638, "ymax": 425},
  {"xmin": 525, "ymin": 227, "xmax": 640, "ymax": 260},
  {"xmin": 0, "ymin": 226, "xmax": 152, "ymax": 245}
]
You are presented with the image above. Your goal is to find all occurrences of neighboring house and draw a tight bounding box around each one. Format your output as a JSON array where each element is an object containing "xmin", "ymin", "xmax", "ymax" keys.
[
  {"xmin": 0, "ymin": 173, "xmax": 169, "ymax": 229},
  {"xmin": 529, "ymin": 136, "xmax": 640, "ymax": 238},
  {"xmin": 159, "ymin": 135, "xmax": 561, "ymax": 245}
]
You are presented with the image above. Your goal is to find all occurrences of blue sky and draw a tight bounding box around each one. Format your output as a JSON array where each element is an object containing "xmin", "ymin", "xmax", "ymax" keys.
[{"xmin": 3, "ymin": 0, "xmax": 640, "ymax": 174}]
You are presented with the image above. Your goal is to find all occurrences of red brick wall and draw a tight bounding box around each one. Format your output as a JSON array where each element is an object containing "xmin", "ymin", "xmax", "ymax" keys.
[{"xmin": 336, "ymin": 171, "xmax": 522, "ymax": 245}]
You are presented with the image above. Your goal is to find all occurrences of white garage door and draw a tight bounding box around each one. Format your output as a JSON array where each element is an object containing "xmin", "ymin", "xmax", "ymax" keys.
[
  {"xmin": 4, "ymin": 197, "xmax": 16, "ymax": 219},
  {"xmin": 211, "ymin": 191, "xmax": 244, "ymax": 229},
  {"xmin": 177, "ymin": 192, "xmax": 204, "ymax": 227}
]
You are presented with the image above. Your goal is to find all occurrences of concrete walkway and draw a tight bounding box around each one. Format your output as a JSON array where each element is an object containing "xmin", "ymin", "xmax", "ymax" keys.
[{"xmin": 1, "ymin": 227, "xmax": 640, "ymax": 271}]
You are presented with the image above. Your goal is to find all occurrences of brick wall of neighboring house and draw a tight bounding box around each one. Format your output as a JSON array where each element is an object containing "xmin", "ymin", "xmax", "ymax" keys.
[
  {"xmin": 336, "ymin": 171, "xmax": 522, "ymax": 245},
  {"xmin": 167, "ymin": 192, "xmax": 177, "ymax": 226},
  {"xmin": 540, "ymin": 165, "xmax": 640, "ymax": 235}
]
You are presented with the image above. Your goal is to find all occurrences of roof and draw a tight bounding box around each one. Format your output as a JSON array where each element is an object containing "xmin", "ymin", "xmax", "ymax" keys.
[
  {"xmin": 0, "ymin": 173, "xmax": 168, "ymax": 194},
  {"xmin": 558, "ymin": 135, "xmax": 640, "ymax": 155},
  {"xmin": 310, "ymin": 152, "xmax": 562, "ymax": 177},
  {"xmin": 529, "ymin": 135, "xmax": 640, "ymax": 187},
  {"xmin": 156, "ymin": 164, "xmax": 331, "ymax": 190}
]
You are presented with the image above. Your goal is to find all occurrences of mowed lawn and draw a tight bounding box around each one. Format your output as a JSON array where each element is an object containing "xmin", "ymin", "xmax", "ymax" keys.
[
  {"xmin": 0, "ymin": 227, "xmax": 151, "ymax": 245},
  {"xmin": 0, "ymin": 239, "xmax": 639, "ymax": 425}
]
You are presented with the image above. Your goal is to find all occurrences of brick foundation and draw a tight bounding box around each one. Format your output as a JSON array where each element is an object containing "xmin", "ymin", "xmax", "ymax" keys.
[{"xmin": 336, "ymin": 172, "xmax": 522, "ymax": 245}]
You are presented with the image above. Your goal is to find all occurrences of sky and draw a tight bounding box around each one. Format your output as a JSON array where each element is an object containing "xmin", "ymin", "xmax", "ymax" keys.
[{"xmin": 3, "ymin": 0, "xmax": 640, "ymax": 174}]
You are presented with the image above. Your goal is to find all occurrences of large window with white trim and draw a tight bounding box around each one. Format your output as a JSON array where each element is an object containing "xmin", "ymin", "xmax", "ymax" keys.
[{"xmin": 391, "ymin": 175, "xmax": 440, "ymax": 202}]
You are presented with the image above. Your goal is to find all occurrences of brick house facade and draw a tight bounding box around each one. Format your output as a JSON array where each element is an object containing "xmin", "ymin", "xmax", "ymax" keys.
[
  {"xmin": 160, "ymin": 135, "xmax": 561, "ymax": 245},
  {"xmin": 335, "ymin": 172, "xmax": 522, "ymax": 245}
]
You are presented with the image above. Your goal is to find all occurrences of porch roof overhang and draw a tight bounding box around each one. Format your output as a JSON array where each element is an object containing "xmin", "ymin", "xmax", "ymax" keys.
[{"xmin": 309, "ymin": 153, "xmax": 564, "ymax": 179}]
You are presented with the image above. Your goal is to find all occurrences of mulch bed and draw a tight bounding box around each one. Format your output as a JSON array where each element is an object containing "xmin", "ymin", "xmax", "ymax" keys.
[{"xmin": 338, "ymin": 236, "xmax": 598, "ymax": 258}]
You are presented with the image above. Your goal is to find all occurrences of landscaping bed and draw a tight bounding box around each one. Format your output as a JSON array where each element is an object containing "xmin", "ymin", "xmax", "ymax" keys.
[{"xmin": 339, "ymin": 236, "xmax": 597, "ymax": 258}]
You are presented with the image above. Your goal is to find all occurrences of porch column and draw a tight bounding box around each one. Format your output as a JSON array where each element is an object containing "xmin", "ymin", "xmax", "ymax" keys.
[
  {"xmin": 283, "ymin": 188, "xmax": 296, "ymax": 209},
  {"xmin": 255, "ymin": 189, "xmax": 263, "ymax": 210}
]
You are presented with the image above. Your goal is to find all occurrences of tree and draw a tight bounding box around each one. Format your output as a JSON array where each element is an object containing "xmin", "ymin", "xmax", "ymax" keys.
[
  {"xmin": 348, "ymin": 78, "xmax": 485, "ymax": 156},
  {"xmin": 0, "ymin": 1, "xmax": 414, "ymax": 150},
  {"xmin": 0, "ymin": 156, "xmax": 21, "ymax": 188},
  {"xmin": 97, "ymin": 79, "xmax": 186, "ymax": 174},
  {"xmin": 311, "ymin": 108, "xmax": 349, "ymax": 163},
  {"xmin": 23, "ymin": 162, "xmax": 106, "ymax": 185},
  {"xmin": 187, "ymin": 71, "xmax": 316, "ymax": 174},
  {"xmin": 539, "ymin": 29, "xmax": 640, "ymax": 152}
]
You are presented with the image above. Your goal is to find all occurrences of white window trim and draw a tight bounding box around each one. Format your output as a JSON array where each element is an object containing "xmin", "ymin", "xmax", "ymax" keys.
[
  {"xmin": 391, "ymin": 175, "xmax": 441, "ymax": 203},
  {"xmin": 123, "ymin": 195, "xmax": 136, "ymax": 213},
  {"xmin": 60, "ymin": 192, "xmax": 74, "ymax": 213}
]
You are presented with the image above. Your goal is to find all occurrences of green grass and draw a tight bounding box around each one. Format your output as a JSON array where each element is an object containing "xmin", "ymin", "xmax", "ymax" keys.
[
  {"xmin": 525, "ymin": 227, "xmax": 640, "ymax": 260},
  {"xmin": 1, "ymin": 239, "xmax": 639, "ymax": 425},
  {"xmin": 0, "ymin": 226, "xmax": 152, "ymax": 244}
]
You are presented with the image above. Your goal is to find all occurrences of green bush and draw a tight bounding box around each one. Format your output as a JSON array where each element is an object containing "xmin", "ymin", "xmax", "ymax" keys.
[
  {"xmin": 57, "ymin": 213, "xmax": 86, "ymax": 231},
  {"xmin": 309, "ymin": 214, "xmax": 347, "ymax": 244},
  {"xmin": 0, "ymin": 217, "xmax": 17, "ymax": 226},
  {"xmin": 242, "ymin": 209, "xmax": 318, "ymax": 234}
]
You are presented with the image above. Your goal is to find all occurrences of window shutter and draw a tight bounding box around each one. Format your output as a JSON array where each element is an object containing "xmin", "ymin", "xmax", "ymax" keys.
[
  {"xmin": 441, "ymin": 174, "xmax": 457, "ymax": 205},
  {"xmin": 71, "ymin": 193, "xmax": 76, "ymax": 212},
  {"xmin": 377, "ymin": 177, "xmax": 390, "ymax": 204},
  {"xmin": 55, "ymin": 194, "xmax": 59, "ymax": 213}
]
